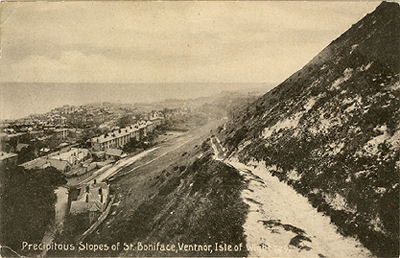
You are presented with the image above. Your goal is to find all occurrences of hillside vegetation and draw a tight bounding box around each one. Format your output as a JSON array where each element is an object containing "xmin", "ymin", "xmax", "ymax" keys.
[
  {"xmin": 0, "ymin": 166, "xmax": 66, "ymax": 256},
  {"xmin": 77, "ymin": 138, "xmax": 249, "ymax": 257},
  {"xmin": 218, "ymin": 2, "xmax": 400, "ymax": 257}
]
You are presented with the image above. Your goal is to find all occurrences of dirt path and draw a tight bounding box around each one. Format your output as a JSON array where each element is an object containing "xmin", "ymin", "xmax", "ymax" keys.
[
  {"xmin": 40, "ymin": 186, "xmax": 69, "ymax": 257},
  {"xmin": 210, "ymin": 136, "xmax": 373, "ymax": 257}
]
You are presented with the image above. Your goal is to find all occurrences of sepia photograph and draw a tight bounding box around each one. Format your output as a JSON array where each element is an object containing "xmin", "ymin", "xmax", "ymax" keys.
[{"xmin": 0, "ymin": 0, "xmax": 399, "ymax": 257}]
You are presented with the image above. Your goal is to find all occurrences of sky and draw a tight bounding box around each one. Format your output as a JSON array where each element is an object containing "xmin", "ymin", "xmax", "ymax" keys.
[{"xmin": 0, "ymin": 1, "xmax": 380, "ymax": 119}]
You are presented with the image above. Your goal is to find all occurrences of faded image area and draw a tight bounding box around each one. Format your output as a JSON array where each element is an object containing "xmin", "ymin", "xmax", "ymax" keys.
[{"xmin": 0, "ymin": 1, "xmax": 398, "ymax": 257}]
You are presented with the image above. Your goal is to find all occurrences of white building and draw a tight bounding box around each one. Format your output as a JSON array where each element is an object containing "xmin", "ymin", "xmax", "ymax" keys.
[{"xmin": 90, "ymin": 120, "xmax": 156, "ymax": 151}]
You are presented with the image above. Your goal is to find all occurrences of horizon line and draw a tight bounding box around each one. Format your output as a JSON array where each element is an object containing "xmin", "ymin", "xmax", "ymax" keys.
[{"xmin": 0, "ymin": 81, "xmax": 277, "ymax": 85}]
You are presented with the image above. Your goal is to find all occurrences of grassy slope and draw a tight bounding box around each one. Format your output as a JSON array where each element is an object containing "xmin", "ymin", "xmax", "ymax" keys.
[
  {"xmin": 118, "ymin": 151, "xmax": 248, "ymax": 256},
  {"xmin": 82, "ymin": 140, "xmax": 248, "ymax": 257}
]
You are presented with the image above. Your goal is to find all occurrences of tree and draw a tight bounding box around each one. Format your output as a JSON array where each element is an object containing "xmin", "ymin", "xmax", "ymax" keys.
[
  {"xmin": 0, "ymin": 165, "xmax": 66, "ymax": 255},
  {"xmin": 17, "ymin": 143, "xmax": 40, "ymax": 164},
  {"xmin": 117, "ymin": 115, "xmax": 136, "ymax": 128},
  {"xmin": 122, "ymin": 138, "xmax": 142, "ymax": 153}
]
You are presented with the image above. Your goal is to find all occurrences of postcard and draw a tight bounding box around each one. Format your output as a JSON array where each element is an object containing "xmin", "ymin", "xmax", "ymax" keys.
[{"xmin": 0, "ymin": 1, "xmax": 398, "ymax": 257}]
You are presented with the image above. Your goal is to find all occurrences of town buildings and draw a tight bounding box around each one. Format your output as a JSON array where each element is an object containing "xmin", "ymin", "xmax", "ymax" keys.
[
  {"xmin": 1, "ymin": 103, "xmax": 165, "ymax": 177},
  {"xmin": 53, "ymin": 128, "xmax": 69, "ymax": 139},
  {"xmin": 105, "ymin": 148, "xmax": 124, "ymax": 160},
  {"xmin": 0, "ymin": 132, "xmax": 29, "ymax": 152},
  {"xmin": 20, "ymin": 147, "xmax": 90, "ymax": 173},
  {"xmin": 70, "ymin": 181, "xmax": 110, "ymax": 214},
  {"xmin": 90, "ymin": 119, "xmax": 159, "ymax": 151}
]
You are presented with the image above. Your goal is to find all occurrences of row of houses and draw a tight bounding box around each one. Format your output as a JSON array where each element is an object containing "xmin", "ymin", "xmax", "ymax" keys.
[
  {"xmin": 18, "ymin": 117, "xmax": 164, "ymax": 173},
  {"xmin": 90, "ymin": 117, "xmax": 163, "ymax": 151},
  {"xmin": 0, "ymin": 127, "xmax": 74, "ymax": 154}
]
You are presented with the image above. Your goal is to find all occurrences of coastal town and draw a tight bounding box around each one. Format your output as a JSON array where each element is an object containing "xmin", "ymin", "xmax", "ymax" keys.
[
  {"xmin": 1, "ymin": 104, "xmax": 165, "ymax": 166},
  {"xmin": 0, "ymin": 89, "xmax": 259, "ymax": 257},
  {"xmin": 0, "ymin": 103, "xmax": 169, "ymax": 245},
  {"xmin": 1, "ymin": 1, "xmax": 398, "ymax": 257}
]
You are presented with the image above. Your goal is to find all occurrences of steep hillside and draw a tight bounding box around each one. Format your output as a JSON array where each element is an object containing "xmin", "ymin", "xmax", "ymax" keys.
[
  {"xmin": 218, "ymin": 2, "xmax": 399, "ymax": 257},
  {"xmin": 61, "ymin": 135, "xmax": 249, "ymax": 257}
]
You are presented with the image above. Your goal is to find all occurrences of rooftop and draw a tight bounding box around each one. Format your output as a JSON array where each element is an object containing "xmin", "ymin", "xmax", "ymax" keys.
[
  {"xmin": 0, "ymin": 132, "xmax": 27, "ymax": 138},
  {"xmin": 0, "ymin": 152, "xmax": 18, "ymax": 161},
  {"xmin": 49, "ymin": 147, "xmax": 89, "ymax": 163},
  {"xmin": 21, "ymin": 156, "xmax": 70, "ymax": 171},
  {"xmin": 70, "ymin": 182, "xmax": 109, "ymax": 214},
  {"xmin": 91, "ymin": 121, "xmax": 153, "ymax": 143},
  {"xmin": 16, "ymin": 143, "xmax": 29, "ymax": 152},
  {"xmin": 105, "ymin": 148, "xmax": 123, "ymax": 157}
]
